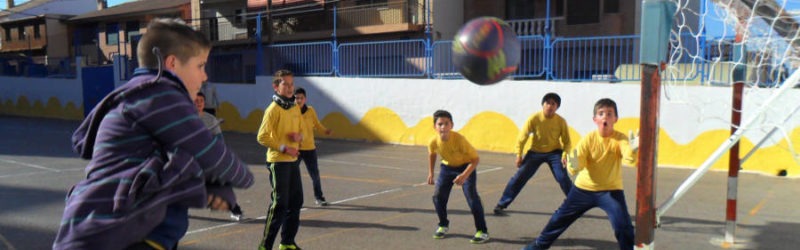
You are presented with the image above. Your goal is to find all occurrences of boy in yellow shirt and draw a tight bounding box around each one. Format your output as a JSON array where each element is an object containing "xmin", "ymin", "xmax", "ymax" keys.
[
  {"xmin": 257, "ymin": 69, "xmax": 304, "ymax": 250},
  {"xmin": 427, "ymin": 110, "xmax": 489, "ymax": 244},
  {"xmin": 294, "ymin": 87, "xmax": 333, "ymax": 206},
  {"xmin": 494, "ymin": 93, "xmax": 572, "ymax": 215},
  {"xmin": 524, "ymin": 98, "xmax": 638, "ymax": 250}
]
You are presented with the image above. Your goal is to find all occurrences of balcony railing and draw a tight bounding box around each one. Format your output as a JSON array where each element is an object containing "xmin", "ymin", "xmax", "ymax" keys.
[
  {"xmin": 506, "ymin": 17, "xmax": 564, "ymax": 36},
  {"xmin": 337, "ymin": 1, "xmax": 421, "ymax": 28}
]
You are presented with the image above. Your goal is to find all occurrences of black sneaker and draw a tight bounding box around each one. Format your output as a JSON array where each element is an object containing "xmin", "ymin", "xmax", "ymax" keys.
[
  {"xmin": 230, "ymin": 204, "xmax": 243, "ymax": 221},
  {"xmin": 315, "ymin": 198, "xmax": 329, "ymax": 206},
  {"xmin": 493, "ymin": 205, "xmax": 506, "ymax": 215}
]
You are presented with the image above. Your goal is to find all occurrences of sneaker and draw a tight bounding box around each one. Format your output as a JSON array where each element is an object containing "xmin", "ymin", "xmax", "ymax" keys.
[
  {"xmin": 278, "ymin": 243, "xmax": 302, "ymax": 250},
  {"xmin": 493, "ymin": 205, "xmax": 506, "ymax": 215},
  {"xmin": 432, "ymin": 226, "xmax": 448, "ymax": 239},
  {"xmin": 315, "ymin": 198, "xmax": 329, "ymax": 206},
  {"xmin": 230, "ymin": 204, "xmax": 243, "ymax": 221},
  {"xmin": 470, "ymin": 231, "xmax": 490, "ymax": 244}
]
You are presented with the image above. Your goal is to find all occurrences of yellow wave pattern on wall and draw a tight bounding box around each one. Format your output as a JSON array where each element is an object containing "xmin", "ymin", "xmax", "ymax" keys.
[
  {"xmin": 325, "ymin": 108, "xmax": 798, "ymax": 177},
  {"xmin": 4, "ymin": 94, "xmax": 795, "ymax": 176},
  {"xmin": 0, "ymin": 96, "xmax": 82, "ymax": 120}
]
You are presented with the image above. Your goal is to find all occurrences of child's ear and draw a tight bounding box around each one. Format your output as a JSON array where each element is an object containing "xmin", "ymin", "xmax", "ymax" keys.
[{"xmin": 164, "ymin": 55, "xmax": 178, "ymax": 70}]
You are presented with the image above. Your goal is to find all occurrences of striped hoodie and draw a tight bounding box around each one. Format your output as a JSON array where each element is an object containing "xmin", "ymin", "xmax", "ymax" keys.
[{"xmin": 53, "ymin": 70, "xmax": 254, "ymax": 250}]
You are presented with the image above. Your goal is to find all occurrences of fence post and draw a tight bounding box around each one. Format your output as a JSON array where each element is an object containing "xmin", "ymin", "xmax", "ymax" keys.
[
  {"xmin": 256, "ymin": 13, "xmax": 264, "ymax": 76},
  {"xmin": 425, "ymin": 0, "xmax": 432, "ymax": 78},
  {"xmin": 332, "ymin": 3, "xmax": 339, "ymax": 76},
  {"xmin": 544, "ymin": 0, "xmax": 553, "ymax": 80}
]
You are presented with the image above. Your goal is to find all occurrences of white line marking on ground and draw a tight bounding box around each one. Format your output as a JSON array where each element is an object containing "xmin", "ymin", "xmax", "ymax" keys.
[
  {"xmin": 0, "ymin": 232, "xmax": 17, "ymax": 250},
  {"xmin": 320, "ymin": 159, "xmax": 423, "ymax": 172},
  {"xmin": 185, "ymin": 166, "xmax": 504, "ymax": 235},
  {"xmin": 0, "ymin": 168, "xmax": 83, "ymax": 179},
  {"xmin": 0, "ymin": 158, "xmax": 61, "ymax": 172}
]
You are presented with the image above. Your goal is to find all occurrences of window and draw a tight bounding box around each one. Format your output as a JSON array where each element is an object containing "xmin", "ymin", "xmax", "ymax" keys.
[
  {"xmin": 126, "ymin": 21, "xmax": 140, "ymax": 42},
  {"xmin": 355, "ymin": 0, "xmax": 387, "ymax": 6},
  {"xmin": 235, "ymin": 9, "xmax": 244, "ymax": 25},
  {"xmin": 506, "ymin": 0, "xmax": 535, "ymax": 20},
  {"xmin": 555, "ymin": 0, "xmax": 565, "ymax": 17},
  {"xmin": 604, "ymin": 0, "xmax": 619, "ymax": 13},
  {"xmin": 566, "ymin": 0, "xmax": 599, "ymax": 25},
  {"xmin": 106, "ymin": 23, "xmax": 119, "ymax": 45},
  {"xmin": 4, "ymin": 28, "xmax": 10, "ymax": 41},
  {"xmin": 18, "ymin": 26, "xmax": 24, "ymax": 39},
  {"xmin": 34, "ymin": 25, "xmax": 40, "ymax": 39}
]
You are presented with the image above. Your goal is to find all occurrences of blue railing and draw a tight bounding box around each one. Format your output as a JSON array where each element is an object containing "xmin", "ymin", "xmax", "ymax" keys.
[
  {"xmin": 7, "ymin": 33, "xmax": 793, "ymax": 87},
  {"xmin": 269, "ymin": 41, "xmax": 335, "ymax": 76},
  {"xmin": 337, "ymin": 39, "xmax": 428, "ymax": 78}
]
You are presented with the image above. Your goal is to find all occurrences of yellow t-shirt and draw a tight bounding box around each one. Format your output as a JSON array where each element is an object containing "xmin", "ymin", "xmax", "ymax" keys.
[
  {"xmin": 256, "ymin": 101, "xmax": 303, "ymax": 162},
  {"xmin": 298, "ymin": 105, "xmax": 329, "ymax": 150},
  {"xmin": 569, "ymin": 130, "xmax": 637, "ymax": 191},
  {"xmin": 516, "ymin": 111, "xmax": 571, "ymax": 158},
  {"xmin": 428, "ymin": 131, "xmax": 478, "ymax": 167}
]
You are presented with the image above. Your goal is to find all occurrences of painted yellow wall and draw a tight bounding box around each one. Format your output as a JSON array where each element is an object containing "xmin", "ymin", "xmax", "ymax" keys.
[{"xmin": 3, "ymin": 97, "xmax": 796, "ymax": 177}]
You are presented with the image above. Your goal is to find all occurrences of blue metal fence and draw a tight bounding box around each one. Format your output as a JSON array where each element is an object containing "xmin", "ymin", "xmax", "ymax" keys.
[
  {"xmin": 269, "ymin": 41, "xmax": 335, "ymax": 76},
  {"xmin": 7, "ymin": 33, "xmax": 794, "ymax": 87},
  {"xmin": 337, "ymin": 39, "xmax": 428, "ymax": 78}
]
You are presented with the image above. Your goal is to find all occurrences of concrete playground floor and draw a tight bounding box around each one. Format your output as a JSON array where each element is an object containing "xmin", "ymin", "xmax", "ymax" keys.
[{"xmin": 0, "ymin": 115, "xmax": 798, "ymax": 250}]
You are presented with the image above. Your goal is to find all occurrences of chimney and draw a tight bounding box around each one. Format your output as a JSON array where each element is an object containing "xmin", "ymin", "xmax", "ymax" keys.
[
  {"xmin": 6, "ymin": 0, "xmax": 14, "ymax": 8},
  {"xmin": 97, "ymin": 0, "xmax": 107, "ymax": 10}
]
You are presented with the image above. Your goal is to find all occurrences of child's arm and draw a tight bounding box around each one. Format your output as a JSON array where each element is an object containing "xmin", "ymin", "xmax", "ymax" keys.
[
  {"xmin": 454, "ymin": 157, "xmax": 479, "ymax": 186},
  {"xmin": 131, "ymin": 87, "xmax": 253, "ymax": 188},
  {"xmin": 311, "ymin": 108, "xmax": 332, "ymax": 135},
  {"xmin": 620, "ymin": 130, "xmax": 639, "ymax": 165},
  {"xmin": 567, "ymin": 139, "xmax": 589, "ymax": 176},
  {"xmin": 560, "ymin": 118, "xmax": 572, "ymax": 166},
  {"xmin": 427, "ymin": 152, "xmax": 437, "ymax": 185},
  {"xmin": 514, "ymin": 117, "xmax": 534, "ymax": 166}
]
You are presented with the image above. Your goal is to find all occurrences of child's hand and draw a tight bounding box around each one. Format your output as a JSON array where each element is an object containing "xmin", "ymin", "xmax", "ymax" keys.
[
  {"xmin": 207, "ymin": 194, "xmax": 230, "ymax": 211},
  {"xmin": 288, "ymin": 132, "xmax": 303, "ymax": 142},
  {"xmin": 325, "ymin": 129, "xmax": 333, "ymax": 136},
  {"xmin": 427, "ymin": 173, "xmax": 434, "ymax": 185},
  {"xmin": 283, "ymin": 146, "xmax": 299, "ymax": 157},
  {"xmin": 568, "ymin": 149, "xmax": 580, "ymax": 171},
  {"xmin": 515, "ymin": 156, "xmax": 523, "ymax": 168},
  {"xmin": 453, "ymin": 174, "xmax": 467, "ymax": 186},
  {"xmin": 629, "ymin": 130, "xmax": 639, "ymax": 152}
]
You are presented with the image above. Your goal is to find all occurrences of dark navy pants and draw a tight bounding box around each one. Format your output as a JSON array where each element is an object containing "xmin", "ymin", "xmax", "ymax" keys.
[
  {"xmin": 297, "ymin": 149, "xmax": 324, "ymax": 200},
  {"xmin": 146, "ymin": 205, "xmax": 188, "ymax": 249},
  {"xmin": 432, "ymin": 163, "xmax": 487, "ymax": 232},
  {"xmin": 260, "ymin": 161, "xmax": 304, "ymax": 249},
  {"xmin": 497, "ymin": 150, "xmax": 571, "ymax": 208},
  {"xmin": 534, "ymin": 188, "xmax": 634, "ymax": 250}
]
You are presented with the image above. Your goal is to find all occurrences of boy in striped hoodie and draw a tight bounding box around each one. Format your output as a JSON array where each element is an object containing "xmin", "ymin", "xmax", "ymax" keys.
[{"xmin": 54, "ymin": 18, "xmax": 254, "ymax": 250}]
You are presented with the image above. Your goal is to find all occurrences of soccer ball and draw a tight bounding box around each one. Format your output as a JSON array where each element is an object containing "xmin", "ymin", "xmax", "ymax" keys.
[{"xmin": 452, "ymin": 17, "xmax": 521, "ymax": 85}]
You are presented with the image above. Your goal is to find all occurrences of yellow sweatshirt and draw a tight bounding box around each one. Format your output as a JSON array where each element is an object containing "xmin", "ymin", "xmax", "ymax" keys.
[
  {"xmin": 299, "ymin": 105, "xmax": 329, "ymax": 150},
  {"xmin": 515, "ymin": 111, "xmax": 571, "ymax": 158},
  {"xmin": 568, "ymin": 130, "xmax": 637, "ymax": 191},
  {"xmin": 428, "ymin": 131, "xmax": 478, "ymax": 167},
  {"xmin": 257, "ymin": 102, "xmax": 303, "ymax": 162}
]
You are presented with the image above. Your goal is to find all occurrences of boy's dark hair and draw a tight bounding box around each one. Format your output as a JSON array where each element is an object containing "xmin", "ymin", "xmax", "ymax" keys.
[
  {"xmin": 273, "ymin": 69, "xmax": 294, "ymax": 86},
  {"xmin": 433, "ymin": 110, "xmax": 453, "ymax": 125},
  {"xmin": 294, "ymin": 87, "xmax": 306, "ymax": 96},
  {"xmin": 593, "ymin": 98, "xmax": 618, "ymax": 117},
  {"xmin": 542, "ymin": 92, "xmax": 561, "ymax": 107},
  {"xmin": 196, "ymin": 92, "xmax": 205, "ymax": 98},
  {"xmin": 137, "ymin": 18, "xmax": 211, "ymax": 69}
]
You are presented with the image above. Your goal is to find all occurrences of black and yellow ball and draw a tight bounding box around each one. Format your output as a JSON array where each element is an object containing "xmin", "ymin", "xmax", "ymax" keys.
[{"xmin": 452, "ymin": 17, "xmax": 521, "ymax": 85}]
